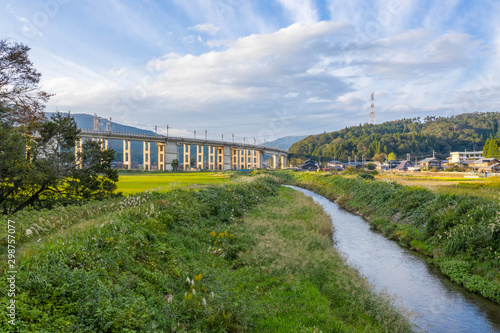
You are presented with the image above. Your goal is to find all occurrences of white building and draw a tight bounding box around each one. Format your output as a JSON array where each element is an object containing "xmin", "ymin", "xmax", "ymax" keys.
[{"xmin": 449, "ymin": 151, "xmax": 484, "ymax": 163}]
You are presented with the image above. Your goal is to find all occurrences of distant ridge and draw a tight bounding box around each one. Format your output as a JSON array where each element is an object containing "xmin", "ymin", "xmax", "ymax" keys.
[
  {"xmin": 263, "ymin": 135, "xmax": 307, "ymax": 150},
  {"xmin": 289, "ymin": 112, "xmax": 500, "ymax": 162},
  {"xmin": 45, "ymin": 112, "xmax": 156, "ymax": 135}
]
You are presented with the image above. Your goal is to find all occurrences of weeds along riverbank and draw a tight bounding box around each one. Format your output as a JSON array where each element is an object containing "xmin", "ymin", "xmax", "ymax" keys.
[
  {"xmin": 286, "ymin": 172, "xmax": 500, "ymax": 304},
  {"xmin": 0, "ymin": 174, "xmax": 413, "ymax": 332}
]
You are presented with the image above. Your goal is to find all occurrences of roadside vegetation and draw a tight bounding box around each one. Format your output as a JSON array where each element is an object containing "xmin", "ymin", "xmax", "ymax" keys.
[
  {"xmin": 287, "ymin": 172, "xmax": 500, "ymax": 304},
  {"xmin": 0, "ymin": 174, "xmax": 413, "ymax": 332}
]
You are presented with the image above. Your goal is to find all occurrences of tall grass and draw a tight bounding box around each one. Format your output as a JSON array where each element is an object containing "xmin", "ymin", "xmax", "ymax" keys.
[{"xmin": 0, "ymin": 174, "xmax": 413, "ymax": 332}]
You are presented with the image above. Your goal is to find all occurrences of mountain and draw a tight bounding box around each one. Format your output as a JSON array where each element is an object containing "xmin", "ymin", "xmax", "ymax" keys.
[
  {"xmin": 262, "ymin": 135, "xmax": 307, "ymax": 150},
  {"xmin": 289, "ymin": 112, "xmax": 500, "ymax": 162},
  {"xmin": 46, "ymin": 112, "xmax": 155, "ymax": 135}
]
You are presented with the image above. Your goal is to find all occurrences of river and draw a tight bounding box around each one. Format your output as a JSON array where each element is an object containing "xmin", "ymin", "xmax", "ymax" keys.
[{"xmin": 286, "ymin": 186, "xmax": 500, "ymax": 333}]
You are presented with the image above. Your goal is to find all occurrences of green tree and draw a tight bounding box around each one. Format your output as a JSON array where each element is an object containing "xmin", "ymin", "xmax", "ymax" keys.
[
  {"xmin": 1, "ymin": 113, "xmax": 118, "ymax": 214},
  {"xmin": 372, "ymin": 153, "xmax": 387, "ymax": 162},
  {"xmin": 171, "ymin": 159, "xmax": 179, "ymax": 171},
  {"xmin": 366, "ymin": 162, "xmax": 376, "ymax": 170},
  {"xmin": 387, "ymin": 152, "xmax": 397, "ymax": 161},
  {"xmin": 0, "ymin": 41, "xmax": 118, "ymax": 214}
]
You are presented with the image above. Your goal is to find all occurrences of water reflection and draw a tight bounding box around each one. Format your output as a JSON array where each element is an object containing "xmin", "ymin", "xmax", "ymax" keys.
[{"xmin": 286, "ymin": 186, "xmax": 500, "ymax": 333}]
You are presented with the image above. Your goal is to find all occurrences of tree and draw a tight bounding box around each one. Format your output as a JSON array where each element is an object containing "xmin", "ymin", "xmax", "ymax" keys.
[
  {"xmin": 1, "ymin": 40, "xmax": 51, "ymax": 125},
  {"xmin": 1, "ymin": 113, "xmax": 118, "ymax": 214},
  {"xmin": 387, "ymin": 152, "xmax": 397, "ymax": 161},
  {"xmin": 0, "ymin": 41, "xmax": 118, "ymax": 214},
  {"xmin": 171, "ymin": 159, "xmax": 179, "ymax": 171},
  {"xmin": 366, "ymin": 162, "xmax": 376, "ymax": 170},
  {"xmin": 372, "ymin": 153, "xmax": 387, "ymax": 163}
]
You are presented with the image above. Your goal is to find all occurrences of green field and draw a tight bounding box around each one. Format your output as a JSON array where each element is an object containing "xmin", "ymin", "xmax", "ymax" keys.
[{"xmin": 116, "ymin": 172, "xmax": 230, "ymax": 194}]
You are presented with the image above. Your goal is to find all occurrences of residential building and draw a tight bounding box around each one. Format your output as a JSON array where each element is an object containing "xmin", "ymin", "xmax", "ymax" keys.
[
  {"xmin": 300, "ymin": 159, "xmax": 319, "ymax": 171},
  {"xmin": 394, "ymin": 160, "xmax": 413, "ymax": 171},
  {"xmin": 467, "ymin": 158, "xmax": 500, "ymax": 172},
  {"xmin": 418, "ymin": 157, "xmax": 442, "ymax": 169},
  {"xmin": 449, "ymin": 151, "xmax": 484, "ymax": 163}
]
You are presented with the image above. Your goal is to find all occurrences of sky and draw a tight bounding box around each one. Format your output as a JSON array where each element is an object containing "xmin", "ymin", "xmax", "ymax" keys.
[{"xmin": 2, "ymin": 0, "xmax": 500, "ymax": 142}]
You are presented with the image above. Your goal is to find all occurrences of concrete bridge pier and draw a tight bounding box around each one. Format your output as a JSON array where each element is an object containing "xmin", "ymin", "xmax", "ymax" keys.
[
  {"xmin": 164, "ymin": 141, "xmax": 178, "ymax": 171},
  {"xmin": 197, "ymin": 145, "xmax": 204, "ymax": 169},
  {"xmin": 209, "ymin": 146, "xmax": 216, "ymax": 170},
  {"xmin": 231, "ymin": 148, "xmax": 239, "ymax": 170},
  {"xmin": 157, "ymin": 143, "xmax": 165, "ymax": 171},
  {"xmin": 223, "ymin": 146, "xmax": 232, "ymax": 170},
  {"xmin": 280, "ymin": 154, "xmax": 286, "ymax": 169},
  {"xmin": 99, "ymin": 138, "xmax": 108, "ymax": 150},
  {"xmin": 183, "ymin": 144, "xmax": 191, "ymax": 171},
  {"xmin": 75, "ymin": 138, "xmax": 83, "ymax": 169},
  {"xmin": 123, "ymin": 140, "xmax": 131, "ymax": 169},
  {"xmin": 272, "ymin": 154, "xmax": 277, "ymax": 169},
  {"xmin": 143, "ymin": 141, "xmax": 151, "ymax": 171},
  {"xmin": 216, "ymin": 146, "xmax": 224, "ymax": 170}
]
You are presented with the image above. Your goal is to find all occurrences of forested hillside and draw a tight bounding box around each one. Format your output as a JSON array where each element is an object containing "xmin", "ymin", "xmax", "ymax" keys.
[{"xmin": 289, "ymin": 112, "xmax": 500, "ymax": 161}]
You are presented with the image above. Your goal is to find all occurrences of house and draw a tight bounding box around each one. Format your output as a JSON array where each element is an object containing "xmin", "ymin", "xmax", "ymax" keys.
[
  {"xmin": 300, "ymin": 159, "xmax": 319, "ymax": 171},
  {"xmin": 394, "ymin": 160, "xmax": 413, "ymax": 171},
  {"xmin": 467, "ymin": 158, "xmax": 500, "ymax": 172},
  {"xmin": 484, "ymin": 163, "xmax": 500, "ymax": 173},
  {"xmin": 327, "ymin": 160, "xmax": 343, "ymax": 168},
  {"xmin": 343, "ymin": 162, "xmax": 366, "ymax": 169},
  {"xmin": 449, "ymin": 151, "xmax": 484, "ymax": 163},
  {"xmin": 383, "ymin": 160, "xmax": 400, "ymax": 169},
  {"xmin": 418, "ymin": 157, "xmax": 442, "ymax": 169}
]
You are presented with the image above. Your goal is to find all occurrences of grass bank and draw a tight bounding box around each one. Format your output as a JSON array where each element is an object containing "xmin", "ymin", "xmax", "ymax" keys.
[
  {"xmin": 288, "ymin": 172, "xmax": 500, "ymax": 304},
  {"xmin": 0, "ymin": 175, "xmax": 412, "ymax": 332}
]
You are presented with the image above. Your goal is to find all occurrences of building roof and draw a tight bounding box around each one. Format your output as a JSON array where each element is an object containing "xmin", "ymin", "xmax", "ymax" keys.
[
  {"xmin": 484, "ymin": 163, "xmax": 500, "ymax": 169},
  {"xmin": 418, "ymin": 157, "xmax": 441, "ymax": 163},
  {"xmin": 450, "ymin": 151, "xmax": 483, "ymax": 155},
  {"xmin": 394, "ymin": 160, "xmax": 413, "ymax": 170},
  {"xmin": 300, "ymin": 159, "xmax": 319, "ymax": 169}
]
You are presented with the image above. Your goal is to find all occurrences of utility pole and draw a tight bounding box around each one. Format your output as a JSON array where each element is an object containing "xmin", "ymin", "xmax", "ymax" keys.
[
  {"xmin": 106, "ymin": 117, "xmax": 112, "ymax": 132},
  {"xmin": 407, "ymin": 153, "xmax": 410, "ymax": 161}
]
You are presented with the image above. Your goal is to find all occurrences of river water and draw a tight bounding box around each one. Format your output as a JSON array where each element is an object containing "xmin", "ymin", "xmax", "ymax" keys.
[{"xmin": 286, "ymin": 186, "xmax": 500, "ymax": 333}]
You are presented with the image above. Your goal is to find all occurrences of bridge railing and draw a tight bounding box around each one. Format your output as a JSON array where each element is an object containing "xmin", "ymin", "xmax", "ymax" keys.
[{"xmin": 79, "ymin": 129, "xmax": 288, "ymax": 153}]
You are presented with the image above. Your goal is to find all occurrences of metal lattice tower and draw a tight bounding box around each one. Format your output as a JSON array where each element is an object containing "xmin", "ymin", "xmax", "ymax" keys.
[
  {"xmin": 369, "ymin": 93, "xmax": 376, "ymax": 124},
  {"xmin": 93, "ymin": 113, "xmax": 99, "ymax": 131}
]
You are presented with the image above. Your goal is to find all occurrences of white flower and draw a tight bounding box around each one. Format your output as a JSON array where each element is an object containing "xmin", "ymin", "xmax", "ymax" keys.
[
  {"xmin": 192, "ymin": 288, "xmax": 196, "ymax": 295},
  {"xmin": 186, "ymin": 277, "xmax": 191, "ymax": 284},
  {"xmin": 25, "ymin": 229, "xmax": 33, "ymax": 236},
  {"xmin": 202, "ymin": 298, "xmax": 206, "ymax": 306}
]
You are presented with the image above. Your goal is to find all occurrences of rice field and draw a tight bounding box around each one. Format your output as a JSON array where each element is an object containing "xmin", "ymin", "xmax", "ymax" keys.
[
  {"xmin": 116, "ymin": 172, "xmax": 231, "ymax": 194},
  {"xmin": 378, "ymin": 173, "xmax": 500, "ymax": 200}
]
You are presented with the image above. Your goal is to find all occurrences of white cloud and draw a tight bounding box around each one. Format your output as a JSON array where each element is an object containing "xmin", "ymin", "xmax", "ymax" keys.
[
  {"xmin": 188, "ymin": 23, "xmax": 220, "ymax": 35},
  {"xmin": 277, "ymin": 0, "xmax": 318, "ymax": 25}
]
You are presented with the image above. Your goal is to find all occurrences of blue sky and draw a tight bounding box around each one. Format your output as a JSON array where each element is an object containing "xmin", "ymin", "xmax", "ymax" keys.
[{"xmin": 2, "ymin": 0, "xmax": 500, "ymax": 142}]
